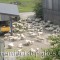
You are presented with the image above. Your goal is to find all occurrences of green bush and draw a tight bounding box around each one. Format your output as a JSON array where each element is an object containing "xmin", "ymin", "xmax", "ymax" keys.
[
  {"xmin": 43, "ymin": 35, "xmax": 60, "ymax": 60},
  {"xmin": 34, "ymin": 0, "xmax": 43, "ymax": 19},
  {"xmin": 43, "ymin": 56, "xmax": 53, "ymax": 60}
]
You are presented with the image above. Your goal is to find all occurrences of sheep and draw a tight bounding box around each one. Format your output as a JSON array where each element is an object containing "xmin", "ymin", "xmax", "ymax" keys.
[
  {"xmin": 30, "ymin": 48, "xmax": 40, "ymax": 55},
  {"xmin": 18, "ymin": 43, "xmax": 23, "ymax": 48},
  {"xmin": 30, "ymin": 41, "xmax": 34, "ymax": 45},
  {"xmin": 8, "ymin": 43, "xmax": 14, "ymax": 49},
  {"xmin": 17, "ymin": 38, "xmax": 21, "ymax": 41},
  {"xmin": 21, "ymin": 34, "xmax": 25, "ymax": 40},
  {"xmin": 18, "ymin": 23, "xmax": 23, "ymax": 27},
  {"xmin": 31, "ymin": 33, "xmax": 36, "ymax": 36},
  {"xmin": 13, "ymin": 25, "xmax": 16, "ymax": 28},
  {"xmin": 24, "ymin": 40, "xmax": 31, "ymax": 46},
  {"xmin": 21, "ymin": 34, "xmax": 25, "ymax": 38},
  {"xmin": 4, "ymin": 33, "xmax": 10, "ymax": 37},
  {"xmin": 4, "ymin": 36, "xmax": 8, "ymax": 41},
  {"xmin": 16, "ymin": 34, "xmax": 20, "ymax": 37},
  {"xmin": 9, "ymin": 36, "xmax": 19, "ymax": 41},
  {"xmin": 36, "ymin": 48, "xmax": 39, "ymax": 53},
  {"xmin": 30, "ymin": 48, "xmax": 36, "ymax": 53},
  {"xmin": 38, "ymin": 32, "xmax": 43, "ymax": 36},
  {"xmin": 18, "ymin": 49, "xmax": 22, "ymax": 52},
  {"xmin": 24, "ymin": 40, "xmax": 34, "ymax": 46}
]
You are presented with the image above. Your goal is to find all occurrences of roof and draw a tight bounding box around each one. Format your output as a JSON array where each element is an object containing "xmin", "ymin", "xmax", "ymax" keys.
[{"xmin": 0, "ymin": 3, "xmax": 19, "ymax": 16}]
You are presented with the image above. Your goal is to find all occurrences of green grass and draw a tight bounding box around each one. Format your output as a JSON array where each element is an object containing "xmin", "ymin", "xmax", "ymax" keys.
[
  {"xmin": 16, "ymin": 55, "xmax": 41, "ymax": 60},
  {"xmin": 5, "ymin": 48, "xmax": 18, "ymax": 52},
  {"xmin": 0, "ymin": 0, "xmax": 39, "ymax": 12}
]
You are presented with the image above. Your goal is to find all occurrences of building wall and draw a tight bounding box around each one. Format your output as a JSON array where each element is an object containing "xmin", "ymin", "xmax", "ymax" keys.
[{"xmin": 43, "ymin": 0, "xmax": 60, "ymax": 25}]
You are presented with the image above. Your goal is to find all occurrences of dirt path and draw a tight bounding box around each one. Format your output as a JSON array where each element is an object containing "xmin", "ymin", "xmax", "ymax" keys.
[{"xmin": 20, "ymin": 12, "xmax": 35, "ymax": 20}]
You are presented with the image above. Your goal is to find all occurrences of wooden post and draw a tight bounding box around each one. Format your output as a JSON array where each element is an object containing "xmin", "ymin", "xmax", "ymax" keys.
[{"xmin": 10, "ymin": 17, "xmax": 13, "ymax": 36}]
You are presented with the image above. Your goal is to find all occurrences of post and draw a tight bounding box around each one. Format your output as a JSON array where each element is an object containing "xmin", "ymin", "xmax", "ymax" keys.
[
  {"xmin": 0, "ymin": 39, "xmax": 4, "ymax": 60},
  {"xmin": 10, "ymin": 17, "xmax": 13, "ymax": 36}
]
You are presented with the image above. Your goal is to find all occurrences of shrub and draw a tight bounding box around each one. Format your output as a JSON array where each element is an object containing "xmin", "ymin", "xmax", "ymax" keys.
[
  {"xmin": 34, "ymin": 0, "xmax": 43, "ymax": 19},
  {"xmin": 43, "ymin": 35, "xmax": 60, "ymax": 60}
]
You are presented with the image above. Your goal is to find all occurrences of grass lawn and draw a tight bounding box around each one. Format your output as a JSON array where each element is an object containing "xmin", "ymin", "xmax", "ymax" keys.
[
  {"xmin": 0, "ymin": 0, "xmax": 39, "ymax": 12},
  {"xmin": 5, "ymin": 48, "xmax": 18, "ymax": 52},
  {"xmin": 16, "ymin": 55, "xmax": 41, "ymax": 60}
]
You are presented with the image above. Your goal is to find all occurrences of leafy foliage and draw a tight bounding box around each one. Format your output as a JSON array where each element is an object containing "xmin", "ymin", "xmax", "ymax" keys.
[
  {"xmin": 43, "ymin": 35, "xmax": 60, "ymax": 60},
  {"xmin": 34, "ymin": 0, "xmax": 43, "ymax": 19}
]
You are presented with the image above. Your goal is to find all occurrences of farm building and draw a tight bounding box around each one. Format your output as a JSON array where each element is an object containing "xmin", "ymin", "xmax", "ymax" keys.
[
  {"xmin": 43, "ymin": 0, "xmax": 60, "ymax": 25},
  {"xmin": 0, "ymin": 3, "xmax": 20, "ymax": 35}
]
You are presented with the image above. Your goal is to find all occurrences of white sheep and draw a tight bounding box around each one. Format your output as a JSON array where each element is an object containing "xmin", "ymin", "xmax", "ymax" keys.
[
  {"xmin": 4, "ymin": 37, "xmax": 8, "ymax": 41},
  {"xmin": 21, "ymin": 34, "xmax": 25, "ymax": 38},
  {"xmin": 16, "ymin": 34, "xmax": 20, "ymax": 36},
  {"xmin": 26, "ymin": 40, "xmax": 31, "ymax": 43},
  {"xmin": 13, "ymin": 25, "xmax": 16, "ymax": 28},
  {"xmin": 36, "ymin": 48, "xmax": 39, "ymax": 53},
  {"xmin": 4, "ymin": 33, "xmax": 10, "ymax": 37},
  {"xmin": 30, "ymin": 41, "xmax": 34, "ymax": 45},
  {"xmin": 18, "ymin": 49, "xmax": 22, "ymax": 52},
  {"xmin": 18, "ymin": 43, "xmax": 23, "ymax": 48},
  {"xmin": 9, "ymin": 36, "xmax": 14, "ymax": 41},
  {"xmin": 31, "ymin": 33, "xmax": 36, "ymax": 36},
  {"xmin": 25, "ymin": 40, "xmax": 34, "ymax": 45},
  {"xmin": 30, "ymin": 48, "xmax": 36, "ymax": 53},
  {"xmin": 24, "ymin": 40, "xmax": 31, "ymax": 46},
  {"xmin": 21, "ymin": 34, "xmax": 26, "ymax": 40},
  {"xmin": 8, "ymin": 43, "xmax": 14, "ymax": 49},
  {"xmin": 38, "ymin": 32, "xmax": 43, "ymax": 36}
]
